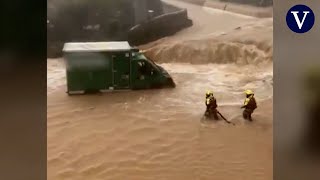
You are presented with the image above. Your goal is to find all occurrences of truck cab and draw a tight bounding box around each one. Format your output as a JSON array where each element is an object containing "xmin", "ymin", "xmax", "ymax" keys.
[
  {"xmin": 63, "ymin": 41, "xmax": 175, "ymax": 95},
  {"xmin": 130, "ymin": 50, "xmax": 175, "ymax": 89}
]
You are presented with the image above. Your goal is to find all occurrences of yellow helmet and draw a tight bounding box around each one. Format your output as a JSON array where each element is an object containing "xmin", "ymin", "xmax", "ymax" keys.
[
  {"xmin": 206, "ymin": 90, "xmax": 213, "ymax": 97},
  {"xmin": 244, "ymin": 89, "xmax": 254, "ymax": 95}
]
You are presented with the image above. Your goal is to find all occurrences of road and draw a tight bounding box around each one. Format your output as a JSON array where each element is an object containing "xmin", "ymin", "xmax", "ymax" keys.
[{"xmin": 162, "ymin": 0, "xmax": 257, "ymax": 40}]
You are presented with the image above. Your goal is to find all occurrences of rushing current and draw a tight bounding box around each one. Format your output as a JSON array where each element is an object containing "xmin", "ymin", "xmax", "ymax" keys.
[{"xmin": 47, "ymin": 1, "xmax": 273, "ymax": 179}]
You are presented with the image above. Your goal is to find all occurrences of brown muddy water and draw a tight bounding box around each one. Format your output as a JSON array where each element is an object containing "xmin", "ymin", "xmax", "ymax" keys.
[
  {"xmin": 47, "ymin": 1, "xmax": 273, "ymax": 179},
  {"xmin": 48, "ymin": 61, "xmax": 272, "ymax": 180}
]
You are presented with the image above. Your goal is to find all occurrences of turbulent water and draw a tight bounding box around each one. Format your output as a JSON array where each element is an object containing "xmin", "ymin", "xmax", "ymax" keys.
[
  {"xmin": 47, "ymin": 60, "xmax": 272, "ymax": 180},
  {"xmin": 47, "ymin": 1, "xmax": 273, "ymax": 180}
]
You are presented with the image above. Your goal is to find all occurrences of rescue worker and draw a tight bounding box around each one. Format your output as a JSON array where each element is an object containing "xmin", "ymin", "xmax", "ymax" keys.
[
  {"xmin": 205, "ymin": 90, "xmax": 219, "ymax": 120},
  {"xmin": 241, "ymin": 89, "xmax": 257, "ymax": 121}
]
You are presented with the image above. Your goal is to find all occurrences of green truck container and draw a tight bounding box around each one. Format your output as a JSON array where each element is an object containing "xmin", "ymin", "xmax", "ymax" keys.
[{"xmin": 63, "ymin": 41, "xmax": 175, "ymax": 95}]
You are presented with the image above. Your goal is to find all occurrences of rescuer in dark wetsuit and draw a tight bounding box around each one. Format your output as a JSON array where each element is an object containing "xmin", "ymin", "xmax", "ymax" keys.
[
  {"xmin": 205, "ymin": 90, "xmax": 219, "ymax": 120},
  {"xmin": 241, "ymin": 89, "xmax": 257, "ymax": 121}
]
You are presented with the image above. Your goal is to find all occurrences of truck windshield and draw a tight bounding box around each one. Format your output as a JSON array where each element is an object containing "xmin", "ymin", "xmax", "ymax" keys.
[
  {"xmin": 137, "ymin": 60, "xmax": 159, "ymax": 76},
  {"xmin": 141, "ymin": 58, "xmax": 160, "ymax": 71},
  {"xmin": 133, "ymin": 52, "xmax": 160, "ymax": 72}
]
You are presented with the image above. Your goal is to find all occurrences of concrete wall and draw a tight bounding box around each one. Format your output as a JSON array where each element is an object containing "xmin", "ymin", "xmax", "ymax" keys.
[
  {"xmin": 128, "ymin": 8, "xmax": 193, "ymax": 45},
  {"xmin": 163, "ymin": 2, "xmax": 181, "ymax": 13},
  {"xmin": 133, "ymin": 0, "xmax": 164, "ymax": 24}
]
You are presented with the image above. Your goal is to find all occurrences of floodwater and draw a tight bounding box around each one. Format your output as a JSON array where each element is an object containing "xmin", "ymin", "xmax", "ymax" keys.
[{"xmin": 47, "ymin": 1, "xmax": 273, "ymax": 180}]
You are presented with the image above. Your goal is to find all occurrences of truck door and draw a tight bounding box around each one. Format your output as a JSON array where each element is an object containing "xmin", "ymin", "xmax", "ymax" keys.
[
  {"xmin": 112, "ymin": 52, "xmax": 130, "ymax": 89},
  {"xmin": 132, "ymin": 60, "xmax": 160, "ymax": 89}
]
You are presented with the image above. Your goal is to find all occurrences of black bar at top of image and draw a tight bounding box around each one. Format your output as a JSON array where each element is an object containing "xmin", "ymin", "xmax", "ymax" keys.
[{"xmin": 0, "ymin": 0, "xmax": 46, "ymax": 180}]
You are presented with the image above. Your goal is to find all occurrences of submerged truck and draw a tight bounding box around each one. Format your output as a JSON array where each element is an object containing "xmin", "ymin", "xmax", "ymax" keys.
[{"xmin": 63, "ymin": 41, "xmax": 175, "ymax": 95}]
